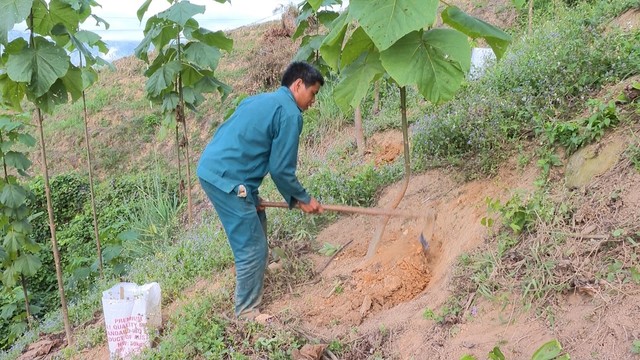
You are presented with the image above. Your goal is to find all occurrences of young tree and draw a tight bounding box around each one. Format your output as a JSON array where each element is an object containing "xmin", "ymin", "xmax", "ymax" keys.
[
  {"xmin": 0, "ymin": 110, "xmax": 40, "ymax": 344},
  {"xmin": 135, "ymin": 0, "xmax": 233, "ymax": 225},
  {"xmin": 0, "ymin": 0, "xmax": 110, "ymax": 345},
  {"xmin": 64, "ymin": 32, "xmax": 111, "ymax": 277},
  {"xmin": 295, "ymin": 0, "xmax": 512, "ymax": 256}
]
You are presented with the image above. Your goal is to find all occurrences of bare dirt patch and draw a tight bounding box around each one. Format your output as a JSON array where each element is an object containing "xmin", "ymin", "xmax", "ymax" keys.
[
  {"xmin": 606, "ymin": 7, "xmax": 640, "ymax": 33},
  {"xmin": 366, "ymin": 130, "xmax": 404, "ymax": 166},
  {"xmin": 262, "ymin": 124, "xmax": 640, "ymax": 359},
  {"xmin": 264, "ymin": 143, "xmax": 539, "ymax": 349}
]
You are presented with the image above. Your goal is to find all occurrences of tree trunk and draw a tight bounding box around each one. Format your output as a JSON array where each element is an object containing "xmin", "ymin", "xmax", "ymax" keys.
[
  {"xmin": 366, "ymin": 86, "xmax": 411, "ymax": 259},
  {"xmin": 373, "ymin": 81, "xmax": 380, "ymax": 114},
  {"xmin": 354, "ymin": 104, "xmax": 365, "ymax": 156},
  {"xmin": 81, "ymin": 90, "xmax": 103, "ymax": 277},
  {"xmin": 176, "ymin": 27, "xmax": 192, "ymax": 225},
  {"xmin": 175, "ymin": 122, "xmax": 183, "ymax": 202},
  {"xmin": 179, "ymin": 104, "xmax": 193, "ymax": 225},
  {"xmin": 175, "ymin": 73, "xmax": 193, "ymax": 225},
  {"xmin": 36, "ymin": 108, "xmax": 73, "ymax": 345},
  {"xmin": 528, "ymin": 0, "xmax": 534, "ymax": 36},
  {"xmin": 20, "ymin": 274, "xmax": 33, "ymax": 328}
]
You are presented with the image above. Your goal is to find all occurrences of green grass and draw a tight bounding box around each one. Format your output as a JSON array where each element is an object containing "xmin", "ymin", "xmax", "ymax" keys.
[{"xmin": 411, "ymin": 0, "xmax": 640, "ymax": 177}]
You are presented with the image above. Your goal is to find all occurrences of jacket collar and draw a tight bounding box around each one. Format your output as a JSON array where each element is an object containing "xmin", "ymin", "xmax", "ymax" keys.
[{"xmin": 278, "ymin": 86, "xmax": 302, "ymax": 112}]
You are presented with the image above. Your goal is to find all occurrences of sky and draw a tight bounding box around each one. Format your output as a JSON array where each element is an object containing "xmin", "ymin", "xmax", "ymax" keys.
[{"xmin": 85, "ymin": 0, "xmax": 300, "ymax": 41}]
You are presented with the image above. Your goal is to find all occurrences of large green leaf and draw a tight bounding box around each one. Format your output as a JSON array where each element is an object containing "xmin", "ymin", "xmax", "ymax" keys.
[
  {"xmin": 117, "ymin": 229, "xmax": 140, "ymax": 242},
  {"xmin": 0, "ymin": 183, "xmax": 27, "ymax": 207},
  {"xmin": 2, "ymin": 265, "xmax": 18, "ymax": 287},
  {"xmin": 0, "ymin": 117, "xmax": 21, "ymax": 132},
  {"xmin": 183, "ymin": 42, "xmax": 221, "ymax": 70},
  {"xmin": 0, "ymin": 0, "xmax": 32, "ymax": 44},
  {"xmin": 306, "ymin": 0, "xmax": 342, "ymax": 11},
  {"xmin": 32, "ymin": 78, "xmax": 68, "ymax": 113},
  {"xmin": 4, "ymin": 203, "xmax": 29, "ymax": 219},
  {"xmin": 3, "ymin": 230, "xmax": 24, "ymax": 253},
  {"xmin": 1, "ymin": 302, "xmax": 17, "ymax": 319},
  {"xmin": 102, "ymin": 244, "xmax": 122, "ymax": 262},
  {"xmin": 81, "ymin": 67, "xmax": 98, "ymax": 89},
  {"xmin": 135, "ymin": 23, "xmax": 160, "ymax": 63},
  {"xmin": 319, "ymin": 10, "xmax": 349, "ymax": 71},
  {"xmin": 333, "ymin": 52, "xmax": 384, "ymax": 112},
  {"xmin": 349, "ymin": 0, "xmax": 438, "ymax": 51},
  {"xmin": 441, "ymin": 6, "xmax": 512, "ymax": 60},
  {"xmin": 70, "ymin": 30, "xmax": 109, "ymax": 65},
  {"xmin": 21, "ymin": 237, "xmax": 40, "ymax": 253},
  {"xmin": 180, "ymin": 65, "xmax": 203, "ymax": 87},
  {"xmin": 380, "ymin": 29, "xmax": 470, "ymax": 104},
  {"xmin": 292, "ymin": 21, "xmax": 309, "ymax": 41},
  {"xmin": 158, "ymin": 1, "xmax": 205, "ymax": 27},
  {"xmin": 12, "ymin": 219, "xmax": 32, "ymax": 234},
  {"xmin": 6, "ymin": 37, "xmax": 69, "ymax": 98},
  {"xmin": 137, "ymin": 0, "xmax": 152, "ymax": 22},
  {"xmin": 14, "ymin": 253, "xmax": 41, "ymax": 276},
  {"xmin": 294, "ymin": 34, "xmax": 325, "ymax": 62},
  {"xmin": 0, "ymin": 75, "xmax": 26, "ymax": 111},
  {"xmin": 318, "ymin": 10, "xmax": 339, "ymax": 27},
  {"xmin": 49, "ymin": 0, "xmax": 80, "ymax": 32},
  {"xmin": 308, "ymin": 0, "xmax": 323, "ymax": 11},
  {"xmin": 0, "ymin": 140, "xmax": 15, "ymax": 153},
  {"xmin": 32, "ymin": 0, "xmax": 54, "ymax": 35},
  {"xmin": 161, "ymin": 92, "xmax": 179, "ymax": 113},
  {"xmin": 303, "ymin": 0, "xmax": 342, "ymax": 12},
  {"xmin": 4, "ymin": 151, "xmax": 31, "ymax": 171},
  {"xmin": 194, "ymin": 74, "xmax": 231, "ymax": 101},
  {"xmin": 152, "ymin": 20, "xmax": 181, "ymax": 51},
  {"xmin": 146, "ymin": 61, "xmax": 182, "ymax": 97},
  {"xmin": 89, "ymin": 13, "xmax": 109, "ymax": 30},
  {"xmin": 17, "ymin": 133, "xmax": 36, "ymax": 147},
  {"xmin": 4, "ymin": 36, "xmax": 27, "ymax": 57},
  {"xmin": 187, "ymin": 29, "xmax": 233, "ymax": 52},
  {"xmin": 67, "ymin": 33, "xmax": 96, "ymax": 64},
  {"xmin": 182, "ymin": 87, "xmax": 205, "ymax": 110},
  {"xmin": 341, "ymin": 27, "xmax": 376, "ymax": 68},
  {"xmin": 61, "ymin": 65, "xmax": 83, "ymax": 101}
]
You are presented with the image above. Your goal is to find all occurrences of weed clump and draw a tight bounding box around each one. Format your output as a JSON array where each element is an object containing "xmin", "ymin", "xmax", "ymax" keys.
[{"xmin": 245, "ymin": 7, "xmax": 300, "ymax": 93}]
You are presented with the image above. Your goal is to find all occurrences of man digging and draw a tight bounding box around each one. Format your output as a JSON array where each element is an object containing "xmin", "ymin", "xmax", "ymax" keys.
[{"xmin": 197, "ymin": 61, "xmax": 325, "ymax": 321}]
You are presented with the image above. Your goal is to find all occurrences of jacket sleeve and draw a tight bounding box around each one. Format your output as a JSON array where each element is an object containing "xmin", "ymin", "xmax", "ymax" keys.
[{"xmin": 268, "ymin": 112, "xmax": 311, "ymax": 208}]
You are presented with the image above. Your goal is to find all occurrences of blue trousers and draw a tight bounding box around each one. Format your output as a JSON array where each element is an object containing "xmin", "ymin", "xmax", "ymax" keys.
[{"xmin": 199, "ymin": 178, "xmax": 268, "ymax": 317}]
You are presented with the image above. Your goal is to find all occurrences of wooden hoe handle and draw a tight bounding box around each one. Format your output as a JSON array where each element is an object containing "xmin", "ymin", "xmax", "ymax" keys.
[{"xmin": 260, "ymin": 201, "xmax": 424, "ymax": 219}]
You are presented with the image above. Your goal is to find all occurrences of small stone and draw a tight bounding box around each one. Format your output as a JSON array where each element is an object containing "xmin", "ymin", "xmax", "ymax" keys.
[
  {"xmin": 461, "ymin": 341, "xmax": 475, "ymax": 349},
  {"xmin": 268, "ymin": 262, "xmax": 283, "ymax": 273},
  {"xmin": 360, "ymin": 295, "xmax": 372, "ymax": 316}
]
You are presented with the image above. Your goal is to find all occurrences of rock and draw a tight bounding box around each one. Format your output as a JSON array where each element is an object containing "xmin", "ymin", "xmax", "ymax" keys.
[
  {"xmin": 565, "ymin": 139, "xmax": 626, "ymax": 188},
  {"xmin": 360, "ymin": 295, "xmax": 372, "ymax": 316},
  {"xmin": 268, "ymin": 262, "xmax": 283, "ymax": 273},
  {"xmin": 291, "ymin": 344, "xmax": 327, "ymax": 360},
  {"xmin": 384, "ymin": 276, "xmax": 402, "ymax": 293}
]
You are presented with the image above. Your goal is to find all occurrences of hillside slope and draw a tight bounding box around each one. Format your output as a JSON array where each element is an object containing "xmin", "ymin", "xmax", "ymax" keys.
[{"xmin": 6, "ymin": 2, "xmax": 640, "ymax": 360}]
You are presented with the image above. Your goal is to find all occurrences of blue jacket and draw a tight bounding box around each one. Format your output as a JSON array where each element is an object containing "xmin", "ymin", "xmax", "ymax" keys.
[{"xmin": 197, "ymin": 86, "xmax": 310, "ymax": 207}]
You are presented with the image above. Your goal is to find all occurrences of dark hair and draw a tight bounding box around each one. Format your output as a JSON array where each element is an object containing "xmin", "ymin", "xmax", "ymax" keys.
[{"xmin": 281, "ymin": 61, "xmax": 324, "ymax": 87}]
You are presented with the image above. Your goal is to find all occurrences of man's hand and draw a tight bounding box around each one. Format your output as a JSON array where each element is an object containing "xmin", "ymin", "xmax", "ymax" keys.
[
  {"xmin": 256, "ymin": 196, "xmax": 266, "ymax": 211},
  {"xmin": 298, "ymin": 197, "xmax": 324, "ymax": 214}
]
